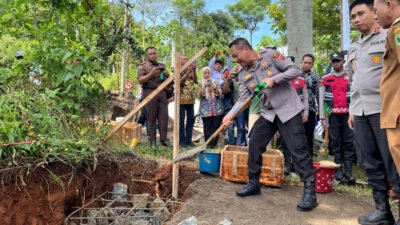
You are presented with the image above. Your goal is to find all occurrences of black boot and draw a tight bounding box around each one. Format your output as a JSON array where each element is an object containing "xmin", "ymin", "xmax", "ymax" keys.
[
  {"xmin": 150, "ymin": 141, "xmax": 157, "ymax": 149},
  {"xmin": 297, "ymin": 181, "xmax": 318, "ymax": 212},
  {"xmin": 283, "ymin": 150, "xmax": 293, "ymax": 175},
  {"xmin": 343, "ymin": 161, "xmax": 356, "ymax": 185},
  {"xmin": 236, "ymin": 180, "xmax": 261, "ymax": 197},
  {"xmin": 334, "ymin": 161, "xmax": 344, "ymax": 181},
  {"xmin": 358, "ymin": 190, "xmax": 395, "ymax": 225},
  {"xmin": 160, "ymin": 139, "xmax": 171, "ymax": 147}
]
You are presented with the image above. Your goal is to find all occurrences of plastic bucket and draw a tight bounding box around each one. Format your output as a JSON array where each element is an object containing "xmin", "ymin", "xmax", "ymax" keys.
[
  {"xmin": 313, "ymin": 162, "xmax": 337, "ymax": 193},
  {"xmin": 199, "ymin": 152, "xmax": 221, "ymax": 173}
]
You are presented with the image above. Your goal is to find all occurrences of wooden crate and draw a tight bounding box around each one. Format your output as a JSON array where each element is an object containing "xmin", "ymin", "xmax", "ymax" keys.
[
  {"xmin": 110, "ymin": 121, "xmax": 142, "ymax": 145},
  {"xmin": 220, "ymin": 145, "xmax": 284, "ymax": 187}
]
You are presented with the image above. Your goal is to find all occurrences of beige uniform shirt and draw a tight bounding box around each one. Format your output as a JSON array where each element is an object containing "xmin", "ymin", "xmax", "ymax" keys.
[
  {"xmin": 381, "ymin": 18, "xmax": 400, "ymax": 128},
  {"xmin": 348, "ymin": 26, "xmax": 387, "ymax": 116}
]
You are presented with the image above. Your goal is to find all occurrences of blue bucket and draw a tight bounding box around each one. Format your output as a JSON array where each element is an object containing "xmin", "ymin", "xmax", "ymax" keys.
[{"xmin": 199, "ymin": 152, "xmax": 221, "ymax": 173}]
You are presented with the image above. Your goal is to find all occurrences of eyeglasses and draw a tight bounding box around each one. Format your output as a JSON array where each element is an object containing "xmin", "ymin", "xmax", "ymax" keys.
[{"xmin": 331, "ymin": 59, "xmax": 341, "ymax": 63}]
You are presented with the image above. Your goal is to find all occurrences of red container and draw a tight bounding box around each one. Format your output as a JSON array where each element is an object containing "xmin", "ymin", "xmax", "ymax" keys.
[{"xmin": 313, "ymin": 162, "xmax": 337, "ymax": 193}]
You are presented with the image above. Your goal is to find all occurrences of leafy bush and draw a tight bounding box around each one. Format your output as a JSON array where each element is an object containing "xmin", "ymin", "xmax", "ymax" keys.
[{"xmin": 0, "ymin": 66, "xmax": 109, "ymax": 163}]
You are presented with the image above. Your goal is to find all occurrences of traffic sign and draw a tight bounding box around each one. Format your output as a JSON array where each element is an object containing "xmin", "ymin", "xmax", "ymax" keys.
[{"xmin": 124, "ymin": 80, "xmax": 133, "ymax": 90}]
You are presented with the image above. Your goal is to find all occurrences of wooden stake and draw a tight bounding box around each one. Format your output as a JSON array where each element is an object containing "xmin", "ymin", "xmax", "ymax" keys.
[
  {"xmin": 107, "ymin": 47, "xmax": 208, "ymax": 137},
  {"xmin": 172, "ymin": 52, "xmax": 181, "ymax": 200}
]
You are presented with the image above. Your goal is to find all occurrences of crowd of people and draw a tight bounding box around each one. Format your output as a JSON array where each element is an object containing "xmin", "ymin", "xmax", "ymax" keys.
[{"xmin": 137, "ymin": 0, "xmax": 400, "ymax": 223}]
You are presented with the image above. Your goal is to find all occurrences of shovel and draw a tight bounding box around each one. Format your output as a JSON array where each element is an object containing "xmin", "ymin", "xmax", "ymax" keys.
[{"xmin": 173, "ymin": 82, "xmax": 267, "ymax": 163}]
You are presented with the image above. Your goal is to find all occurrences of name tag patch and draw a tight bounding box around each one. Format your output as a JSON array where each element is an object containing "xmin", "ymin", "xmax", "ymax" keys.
[
  {"xmin": 372, "ymin": 56, "xmax": 380, "ymax": 63},
  {"xmin": 370, "ymin": 39, "xmax": 385, "ymax": 46}
]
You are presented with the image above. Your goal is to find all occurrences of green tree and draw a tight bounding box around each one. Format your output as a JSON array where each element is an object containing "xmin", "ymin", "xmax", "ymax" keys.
[
  {"xmin": 266, "ymin": 0, "xmax": 341, "ymax": 71},
  {"xmin": 228, "ymin": 0, "xmax": 270, "ymax": 45},
  {"xmin": 256, "ymin": 35, "xmax": 283, "ymax": 50}
]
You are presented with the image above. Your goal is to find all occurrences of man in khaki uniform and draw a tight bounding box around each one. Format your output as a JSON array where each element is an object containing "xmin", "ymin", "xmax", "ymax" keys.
[
  {"xmin": 137, "ymin": 46, "xmax": 171, "ymax": 149},
  {"xmin": 374, "ymin": 0, "xmax": 400, "ymax": 177}
]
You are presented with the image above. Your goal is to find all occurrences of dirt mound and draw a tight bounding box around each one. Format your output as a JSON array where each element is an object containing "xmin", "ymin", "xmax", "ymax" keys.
[{"xmin": 0, "ymin": 153, "xmax": 200, "ymax": 225}]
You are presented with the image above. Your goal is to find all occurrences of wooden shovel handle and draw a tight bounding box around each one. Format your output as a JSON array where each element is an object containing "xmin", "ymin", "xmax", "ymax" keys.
[{"xmin": 205, "ymin": 97, "xmax": 253, "ymax": 146}]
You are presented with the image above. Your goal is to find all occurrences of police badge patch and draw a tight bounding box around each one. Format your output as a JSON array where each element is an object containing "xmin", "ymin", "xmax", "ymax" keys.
[{"xmin": 247, "ymin": 81, "xmax": 256, "ymax": 90}]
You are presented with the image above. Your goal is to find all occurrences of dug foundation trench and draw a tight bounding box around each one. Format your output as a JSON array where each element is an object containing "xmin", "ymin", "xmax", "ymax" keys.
[{"xmin": 0, "ymin": 153, "xmax": 201, "ymax": 225}]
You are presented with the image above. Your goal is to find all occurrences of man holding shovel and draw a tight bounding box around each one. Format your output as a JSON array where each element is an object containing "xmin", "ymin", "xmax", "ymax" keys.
[{"xmin": 223, "ymin": 38, "xmax": 317, "ymax": 212}]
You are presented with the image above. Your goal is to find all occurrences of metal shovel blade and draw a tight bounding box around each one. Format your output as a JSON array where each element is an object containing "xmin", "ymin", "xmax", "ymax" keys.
[{"xmin": 173, "ymin": 144, "xmax": 207, "ymax": 163}]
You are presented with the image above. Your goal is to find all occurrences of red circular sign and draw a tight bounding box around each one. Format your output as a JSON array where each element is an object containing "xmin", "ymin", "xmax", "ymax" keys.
[{"xmin": 124, "ymin": 80, "xmax": 133, "ymax": 90}]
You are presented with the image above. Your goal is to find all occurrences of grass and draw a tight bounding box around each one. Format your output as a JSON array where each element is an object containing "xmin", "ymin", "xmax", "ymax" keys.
[{"xmin": 333, "ymin": 183, "xmax": 372, "ymax": 198}]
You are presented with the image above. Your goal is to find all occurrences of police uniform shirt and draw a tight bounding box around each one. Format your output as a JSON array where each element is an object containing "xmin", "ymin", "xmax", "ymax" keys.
[
  {"xmin": 348, "ymin": 26, "xmax": 386, "ymax": 117},
  {"xmin": 235, "ymin": 49, "xmax": 303, "ymax": 123}
]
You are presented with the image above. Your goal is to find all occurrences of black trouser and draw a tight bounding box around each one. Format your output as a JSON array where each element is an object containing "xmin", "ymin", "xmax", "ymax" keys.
[
  {"xmin": 248, "ymin": 114, "xmax": 314, "ymax": 182},
  {"xmin": 328, "ymin": 113, "xmax": 355, "ymax": 164},
  {"xmin": 143, "ymin": 89, "xmax": 168, "ymax": 142},
  {"xmin": 354, "ymin": 114, "xmax": 400, "ymax": 195},
  {"xmin": 179, "ymin": 104, "xmax": 195, "ymax": 145},
  {"xmin": 137, "ymin": 106, "xmax": 147, "ymax": 126},
  {"xmin": 304, "ymin": 111, "xmax": 316, "ymax": 156},
  {"xmin": 202, "ymin": 115, "xmax": 221, "ymax": 148}
]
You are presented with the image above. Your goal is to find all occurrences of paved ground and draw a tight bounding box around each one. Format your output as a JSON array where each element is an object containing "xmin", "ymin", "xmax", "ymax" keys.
[{"xmin": 167, "ymin": 178, "xmax": 388, "ymax": 225}]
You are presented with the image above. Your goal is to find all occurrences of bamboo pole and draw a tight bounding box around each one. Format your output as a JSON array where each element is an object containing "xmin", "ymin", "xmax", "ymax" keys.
[
  {"xmin": 120, "ymin": 0, "xmax": 129, "ymax": 96},
  {"xmin": 107, "ymin": 47, "xmax": 208, "ymax": 137},
  {"xmin": 172, "ymin": 52, "xmax": 181, "ymax": 199}
]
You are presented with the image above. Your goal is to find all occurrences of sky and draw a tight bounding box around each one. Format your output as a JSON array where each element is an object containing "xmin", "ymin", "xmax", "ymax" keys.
[{"xmin": 133, "ymin": 0, "xmax": 279, "ymax": 47}]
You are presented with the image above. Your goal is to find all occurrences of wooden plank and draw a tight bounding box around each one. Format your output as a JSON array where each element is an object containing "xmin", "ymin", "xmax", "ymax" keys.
[
  {"xmin": 172, "ymin": 52, "xmax": 181, "ymax": 199},
  {"xmin": 107, "ymin": 47, "xmax": 208, "ymax": 137}
]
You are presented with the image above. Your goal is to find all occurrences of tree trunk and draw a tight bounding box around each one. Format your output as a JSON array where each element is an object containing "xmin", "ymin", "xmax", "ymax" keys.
[{"xmin": 286, "ymin": 0, "xmax": 313, "ymax": 64}]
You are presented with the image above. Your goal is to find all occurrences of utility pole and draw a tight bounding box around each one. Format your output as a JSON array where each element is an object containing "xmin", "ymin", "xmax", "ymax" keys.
[
  {"xmin": 120, "ymin": 0, "xmax": 129, "ymax": 96},
  {"xmin": 341, "ymin": 0, "xmax": 351, "ymax": 51}
]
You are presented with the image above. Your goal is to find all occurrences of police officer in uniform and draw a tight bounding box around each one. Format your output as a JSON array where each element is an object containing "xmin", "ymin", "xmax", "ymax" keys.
[
  {"xmin": 374, "ymin": 0, "xmax": 400, "ymax": 224},
  {"xmin": 348, "ymin": 1, "xmax": 400, "ymax": 224},
  {"xmin": 223, "ymin": 38, "xmax": 317, "ymax": 212},
  {"xmin": 137, "ymin": 46, "xmax": 171, "ymax": 149}
]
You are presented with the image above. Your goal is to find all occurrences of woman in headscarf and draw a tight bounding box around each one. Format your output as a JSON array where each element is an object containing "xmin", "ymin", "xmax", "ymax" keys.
[{"xmin": 198, "ymin": 67, "xmax": 223, "ymax": 149}]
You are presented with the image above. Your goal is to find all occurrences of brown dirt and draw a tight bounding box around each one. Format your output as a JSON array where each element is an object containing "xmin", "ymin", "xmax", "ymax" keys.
[
  {"xmin": 168, "ymin": 178, "xmax": 399, "ymax": 225},
  {"xmin": 0, "ymin": 153, "xmax": 201, "ymax": 225}
]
